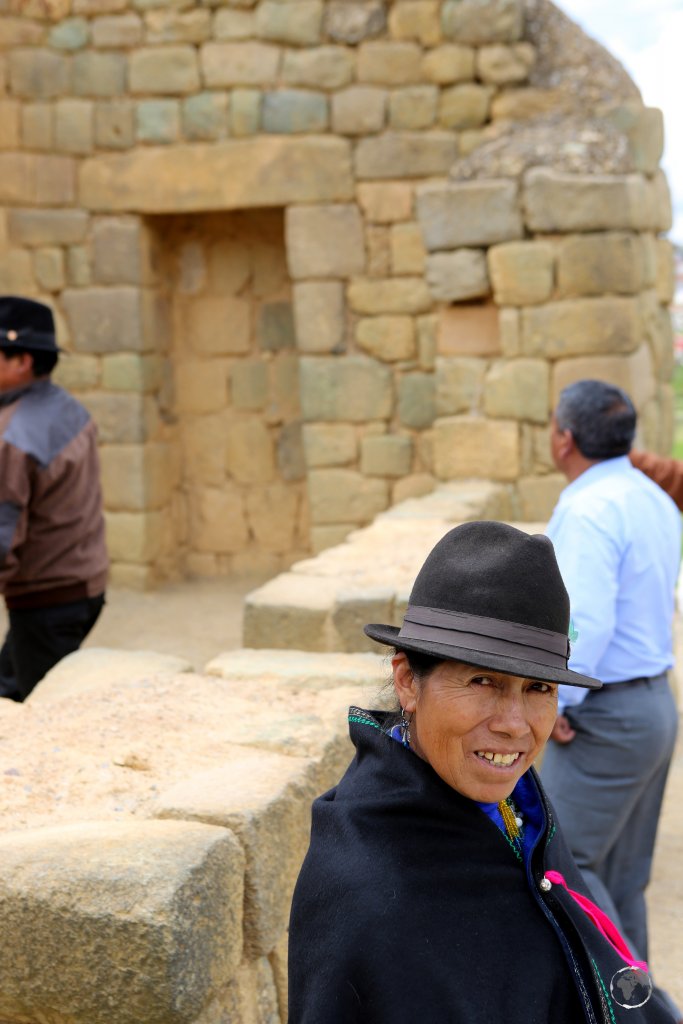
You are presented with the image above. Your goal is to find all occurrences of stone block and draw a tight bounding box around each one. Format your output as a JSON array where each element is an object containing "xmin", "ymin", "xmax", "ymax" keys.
[
  {"xmin": 33, "ymin": 247, "xmax": 65, "ymax": 292},
  {"xmin": 435, "ymin": 355, "xmax": 486, "ymax": 415},
  {"xmin": 655, "ymin": 238, "xmax": 675, "ymax": 305},
  {"xmin": 488, "ymin": 241, "xmax": 554, "ymax": 305},
  {"xmin": 331, "ymin": 85, "xmax": 386, "ymax": 135},
  {"xmin": 55, "ymin": 98, "xmax": 94, "ymax": 155},
  {"xmin": 53, "ymin": 353, "xmax": 100, "ymax": 391},
  {"xmin": 95, "ymin": 99, "xmax": 135, "ymax": 149},
  {"xmin": 73, "ymin": 51, "xmax": 126, "ymax": 96},
  {"xmin": 183, "ymin": 296, "xmax": 250, "ymax": 356},
  {"xmin": 0, "ymin": 153, "xmax": 75, "ymax": 206},
  {"xmin": 243, "ymin": 572, "xmax": 339, "ymax": 650},
  {"xmin": 0, "ymin": 100, "xmax": 20, "ymax": 150},
  {"xmin": 516, "ymin": 474, "xmax": 565, "ymax": 521},
  {"xmin": 603, "ymin": 101, "xmax": 664, "ymax": 176},
  {"xmin": 356, "ymin": 131, "xmax": 457, "ymax": 179},
  {"xmin": 268, "ymin": 353, "xmax": 302, "ymax": 423},
  {"xmin": 356, "ymin": 315, "xmax": 416, "ymax": 361},
  {"xmin": 226, "ymin": 419, "xmax": 275, "ymax": 484},
  {"xmin": 250, "ymin": 479, "xmax": 302, "ymax": 547},
  {"xmin": 426, "ymin": 249, "xmax": 490, "ymax": 302},
  {"xmin": 136, "ymin": 99, "xmax": 181, "ymax": 143},
  {"xmin": 145, "ymin": 9, "xmax": 211, "ymax": 43},
  {"xmin": 277, "ymin": 422, "xmax": 306, "ymax": 482},
  {"xmin": 421, "ymin": 43, "xmax": 475, "ymax": 83},
  {"xmin": 348, "ymin": 276, "xmax": 432, "ymax": 314},
  {"xmin": 521, "ymin": 297, "xmax": 642, "ymax": 358},
  {"xmin": 483, "ymin": 358, "xmax": 549, "ymax": 423},
  {"xmin": 441, "ymin": 0, "xmax": 524, "ymax": 44},
  {"xmin": 397, "ymin": 371, "xmax": 435, "ymax": 428},
  {"xmin": 365, "ymin": 225, "xmax": 391, "ymax": 277},
  {"xmin": 389, "ymin": 85, "xmax": 437, "ymax": 129},
  {"xmin": 0, "ymin": 17, "xmax": 45, "ymax": 47},
  {"xmin": 332, "ymin": 587, "xmax": 396, "ymax": 651},
  {"xmin": 66, "ymin": 245, "xmax": 92, "ymax": 286},
  {"xmin": 8, "ymin": 48, "xmax": 70, "ymax": 99},
  {"xmin": 438, "ymin": 82, "xmax": 493, "ymax": 128},
  {"xmin": 308, "ymin": 468, "xmax": 389, "ymax": 524},
  {"xmin": 213, "ymin": 8, "xmax": 255, "ymax": 39},
  {"xmin": 551, "ymin": 344, "xmax": 656, "ymax": 411},
  {"xmin": 73, "ymin": 0, "xmax": 128, "ymax": 12},
  {"xmin": 282, "ymin": 46, "xmax": 354, "ymax": 90},
  {"xmin": 101, "ymin": 353, "xmax": 164, "ymax": 393},
  {"xmin": 230, "ymin": 359, "xmax": 268, "ymax": 410},
  {"xmin": 179, "ymin": 91, "xmax": 228, "ymax": 141},
  {"xmin": 100, "ymin": 442, "xmax": 172, "ymax": 510},
  {"xmin": 231, "ymin": 88, "xmax": 261, "ymax": 136},
  {"xmin": 175, "ymin": 360, "xmax": 230, "ymax": 414},
  {"xmin": 392, "ymin": 473, "xmax": 435, "ymax": 503},
  {"xmin": 556, "ymin": 232, "xmax": 646, "ymax": 297},
  {"xmin": 190, "ymin": 485, "xmax": 249, "ymax": 553},
  {"xmin": 302, "ymin": 423, "xmax": 357, "ymax": 466},
  {"xmin": 391, "ymin": 221, "xmax": 426, "ymax": 274},
  {"xmin": 310, "ymin": 524, "xmax": 354, "ymax": 551},
  {"xmin": 416, "ymin": 179, "xmax": 522, "ymax": 249},
  {"xmin": 180, "ymin": 413, "xmax": 229, "ymax": 486},
  {"xmin": 357, "ymin": 181, "xmax": 413, "ymax": 223},
  {"xmin": 324, "ymin": 0, "xmax": 386, "ymax": 43},
  {"xmin": 417, "ymin": 313, "xmax": 437, "ymax": 368},
  {"xmin": 92, "ymin": 13, "xmax": 142, "ymax": 46},
  {"xmin": 129, "ymin": 45, "xmax": 199, "ymax": 94},
  {"xmin": 432, "ymin": 415, "xmax": 519, "ymax": 480},
  {"xmin": 360, "ymin": 434, "xmax": 413, "ymax": 477},
  {"xmin": 300, "ymin": 356, "xmax": 393, "ymax": 422},
  {"xmin": 0, "ymin": 820, "xmax": 245, "ymax": 1024},
  {"xmin": 522, "ymin": 168, "xmax": 663, "ymax": 233},
  {"xmin": 357, "ymin": 41, "xmax": 422, "ymax": 84},
  {"xmin": 258, "ymin": 302, "xmax": 295, "ymax": 352},
  {"xmin": 476, "ymin": 42, "xmax": 535, "ymax": 84},
  {"xmin": 7, "ymin": 208, "xmax": 89, "ymax": 246},
  {"xmin": 388, "ymin": 1, "xmax": 441, "ymax": 45},
  {"xmin": 262, "ymin": 89, "xmax": 328, "ymax": 133},
  {"xmin": 201, "ymin": 42, "xmax": 280, "ymax": 87},
  {"xmin": 92, "ymin": 217, "xmax": 158, "ymax": 286},
  {"xmin": 437, "ymin": 303, "xmax": 501, "ymax": 356},
  {"xmin": 0, "ymin": 249, "xmax": 35, "ymax": 293},
  {"xmin": 21, "ymin": 103, "xmax": 54, "ymax": 151},
  {"xmin": 286, "ymin": 204, "xmax": 364, "ymax": 279},
  {"xmin": 81, "ymin": 390, "xmax": 150, "ymax": 444},
  {"xmin": 491, "ymin": 86, "xmax": 566, "ymax": 122},
  {"xmin": 498, "ymin": 307, "xmax": 520, "ymax": 356},
  {"xmin": 62, "ymin": 286, "xmax": 154, "ymax": 354},
  {"xmin": 293, "ymin": 280, "xmax": 345, "ymax": 353},
  {"xmin": 256, "ymin": 0, "xmax": 323, "ymax": 44}
]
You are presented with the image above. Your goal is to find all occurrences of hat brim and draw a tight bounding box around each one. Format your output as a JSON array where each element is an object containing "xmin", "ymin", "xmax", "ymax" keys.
[{"xmin": 364, "ymin": 623, "xmax": 601, "ymax": 690}]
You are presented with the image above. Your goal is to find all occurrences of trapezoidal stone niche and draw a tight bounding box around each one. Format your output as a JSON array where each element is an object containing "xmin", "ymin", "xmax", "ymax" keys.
[{"xmin": 0, "ymin": 0, "xmax": 676, "ymax": 586}]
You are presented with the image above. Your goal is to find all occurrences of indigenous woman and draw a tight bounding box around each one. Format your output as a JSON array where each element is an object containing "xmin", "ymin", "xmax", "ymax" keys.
[{"xmin": 288, "ymin": 521, "xmax": 676, "ymax": 1023}]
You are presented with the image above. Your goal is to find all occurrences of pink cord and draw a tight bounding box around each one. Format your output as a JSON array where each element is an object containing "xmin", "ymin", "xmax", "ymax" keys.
[{"xmin": 544, "ymin": 870, "xmax": 648, "ymax": 973}]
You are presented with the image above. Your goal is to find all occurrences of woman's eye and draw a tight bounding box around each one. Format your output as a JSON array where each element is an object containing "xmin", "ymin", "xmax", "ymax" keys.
[
  {"xmin": 471, "ymin": 675, "xmax": 494, "ymax": 686},
  {"xmin": 530, "ymin": 682, "xmax": 553, "ymax": 694}
]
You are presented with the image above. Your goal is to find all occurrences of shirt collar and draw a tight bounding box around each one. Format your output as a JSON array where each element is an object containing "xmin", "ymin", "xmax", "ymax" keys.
[{"xmin": 560, "ymin": 455, "xmax": 632, "ymax": 499}]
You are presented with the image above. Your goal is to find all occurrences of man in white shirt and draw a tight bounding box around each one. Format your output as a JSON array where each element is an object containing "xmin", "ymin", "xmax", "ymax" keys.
[{"xmin": 542, "ymin": 380, "xmax": 680, "ymax": 1002}]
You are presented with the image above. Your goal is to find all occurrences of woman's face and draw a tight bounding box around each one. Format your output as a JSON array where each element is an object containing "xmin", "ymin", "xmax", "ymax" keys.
[{"xmin": 392, "ymin": 654, "xmax": 558, "ymax": 803}]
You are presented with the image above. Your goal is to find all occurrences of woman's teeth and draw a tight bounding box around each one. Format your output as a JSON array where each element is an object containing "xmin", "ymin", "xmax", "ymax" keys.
[{"xmin": 476, "ymin": 751, "xmax": 521, "ymax": 766}]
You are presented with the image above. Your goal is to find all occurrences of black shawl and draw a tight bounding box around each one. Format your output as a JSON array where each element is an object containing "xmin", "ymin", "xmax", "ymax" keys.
[{"xmin": 288, "ymin": 709, "xmax": 675, "ymax": 1024}]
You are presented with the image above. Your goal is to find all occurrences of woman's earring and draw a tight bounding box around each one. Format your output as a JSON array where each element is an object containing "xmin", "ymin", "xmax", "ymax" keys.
[{"xmin": 399, "ymin": 707, "xmax": 412, "ymax": 748}]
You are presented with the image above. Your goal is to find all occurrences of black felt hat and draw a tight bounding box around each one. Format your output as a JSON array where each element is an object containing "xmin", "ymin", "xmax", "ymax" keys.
[
  {"xmin": 365, "ymin": 521, "xmax": 600, "ymax": 689},
  {"xmin": 0, "ymin": 296, "xmax": 58, "ymax": 353}
]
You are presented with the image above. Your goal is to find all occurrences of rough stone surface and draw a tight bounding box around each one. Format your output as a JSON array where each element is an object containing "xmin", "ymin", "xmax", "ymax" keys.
[
  {"xmin": 522, "ymin": 168, "xmax": 667, "ymax": 233},
  {"xmin": 302, "ymin": 423, "xmax": 357, "ymax": 467},
  {"xmin": 308, "ymin": 468, "xmax": 389, "ymax": 525},
  {"xmin": 483, "ymin": 358, "xmax": 550, "ymax": 423},
  {"xmin": 437, "ymin": 303, "xmax": 501, "ymax": 356},
  {"xmin": 520, "ymin": 297, "xmax": 642, "ymax": 358},
  {"xmin": 422, "ymin": 43, "xmax": 475, "ymax": 83},
  {"xmin": 417, "ymin": 180, "xmax": 522, "ymax": 250},
  {"xmin": 398, "ymin": 371, "xmax": 435, "ymax": 428},
  {"xmin": 200, "ymin": 42, "xmax": 280, "ymax": 88},
  {"xmin": 129, "ymin": 46, "xmax": 200, "ymax": 95},
  {"xmin": 293, "ymin": 280, "xmax": 345, "ymax": 353},
  {"xmin": 357, "ymin": 182, "xmax": 413, "ymax": 224},
  {"xmin": 332, "ymin": 85, "xmax": 386, "ymax": 135},
  {"xmin": 286, "ymin": 204, "xmax": 365, "ymax": 279},
  {"xmin": 441, "ymin": 0, "xmax": 524, "ymax": 44},
  {"xmin": 256, "ymin": 0, "xmax": 323, "ymax": 46},
  {"xmin": 438, "ymin": 82, "xmax": 494, "ymax": 129},
  {"xmin": 7, "ymin": 208, "xmax": 89, "ymax": 246},
  {"xmin": 435, "ymin": 356, "xmax": 486, "ymax": 415},
  {"xmin": 360, "ymin": 434, "xmax": 413, "ymax": 477},
  {"xmin": 432, "ymin": 415, "xmax": 519, "ymax": 480},
  {"xmin": 348, "ymin": 276, "xmax": 432, "ymax": 315},
  {"xmin": 488, "ymin": 240, "xmax": 554, "ymax": 305},
  {"xmin": 324, "ymin": 1, "xmax": 386, "ymax": 44},
  {"xmin": 356, "ymin": 131, "xmax": 457, "ymax": 179},
  {"xmin": 282, "ymin": 46, "xmax": 355, "ymax": 90},
  {"xmin": 425, "ymin": 249, "xmax": 490, "ymax": 302},
  {"xmin": 299, "ymin": 356, "xmax": 393, "ymax": 422},
  {"xmin": 356, "ymin": 315, "xmax": 416, "ymax": 362},
  {"xmin": 556, "ymin": 232, "xmax": 647, "ymax": 297},
  {"xmin": 262, "ymin": 89, "xmax": 328, "ymax": 134}
]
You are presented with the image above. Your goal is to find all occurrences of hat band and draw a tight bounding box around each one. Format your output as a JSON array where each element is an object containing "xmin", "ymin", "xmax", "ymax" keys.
[{"xmin": 398, "ymin": 606, "xmax": 570, "ymax": 669}]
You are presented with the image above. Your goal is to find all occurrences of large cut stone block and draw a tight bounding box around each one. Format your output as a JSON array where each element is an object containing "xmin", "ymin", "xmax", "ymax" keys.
[
  {"xmin": 62, "ymin": 286, "xmax": 158, "ymax": 354},
  {"xmin": 92, "ymin": 216, "xmax": 158, "ymax": 285},
  {"xmin": 324, "ymin": 0, "xmax": 386, "ymax": 43},
  {"xmin": 256, "ymin": 0, "xmax": 323, "ymax": 44},
  {"xmin": 432, "ymin": 415, "xmax": 519, "ymax": 480},
  {"xmin": 308, "ymin": 468, "xmax": 389, "ymax": 524},
  {"xmin": 357, "ymin": 40, "xmax": 422, "ymax": 84},
  {"xmin": 283, "ymin": 46, "xmax": 355, "ymax": 89},
  {"xmin": 262, "ymin": 89, "xmax": 328, "ymax": 133},
  {"xmin": 129, "ymin": 46, "xmax": 199, "ymax": 94},
  {"xmin": 200, "ymin": 41, "xmax": 280, "ymax": 87},
  {"xmin": 190, "ymin": 486, "xmax": 249, "ymax": 554},
  {"xmin": 416, "ymin": 180, "xmax": 522, "ymax": 249},
  {"xmin": 551, "ymin": 344, "xmax": 656, "ymax": 410},
  {"xmin": 302, "ymin": 423, "xmax": 357, "ymax": 466},
  {"xmin": 435, "ymin": 356, "xmax": 486, "ymax": 415},
  {"xmin": 425, "ymin": 249, "xmax": 490, "ymax": 302},
  {"xmin": 522, "ymin": 168, "xmax": 665, "ymax": 232},
  {"xmin": 388, "ymin": 1, "xmax": 441, "ymax": 45},
  {"xmin": 226, "ymin": 419, "xmax": 276, "ymax": 484},
  {"xmin": 483, "ymin": 358, "xmax": 550, "ymax": 423},
  {"xmin": 356, "ymin": 131, "xmax": 457, "ymax": 178},
  {"xmin": 520, "ymin": 297, "xmax": 642, "ymax": 358},
  {"xmin": 397, "ymin": 370, "xmax": 435, "ymax": 428},
  {"xmin": 242, "ymin": 572, "xmax": 340, "ymax": 650},
  {"xmin": 0, "ymin": 820, "xmax": 245, "ymax": 1024},
  {"xmin": 516, "ymin": 474, "xmax": 565, "ymax": 521},
  {"xmin": 293, "ymin": 280, "xmax": 346, "ymax": 353},
  {"xmin": 488, "ymin": 240, "xmax": 553, "ymax": 305},
  {"xmin": 422, "ymin": 43, "xmax": 475, "ymax": 83},
  {"xmin": 286, "ymin": 204, "xmax": 365, "ymax": 279},
  {"xmin": 0, "ymin": 154, "xmax": 75, "ymax": 206},
  {"xmin": 348, "ymin": 276, "xmax": 432, "ymax": 314},
  {"xmin": 332, "ymin": 587, "xmax": 396, "ymax": 651},
  {"xmin": 437, "ymin": 303, "xmax": 500, "ymax": 356},
  {"xmin": 441, "ymin": 0, "xmax": 524, "ymax": 43},
  {"xmin": 8, "ymin": 48, "xmax": 70, "ymax": 98},
  {"xmin": 556, "ymin": 232, "xmax": 647, "ymax": 297},
  {"xmin": 100, "ymin": 442, "xmax": 173, "ymax": 511},
  {"xmin": 438, "ymin": 82, "xmax": 493, "ymax": 128},
  {"xmin": 7, "ymin": 208, "xmax": 89, "ymax": 246},
  {"xmin": 300, "ymin": 356, "xmax": 393, "ymax": 421},
  {"xmin": 360, "ymin": 434, "xmax": 413, "ymax": 477},
  {"xmin": 356, "ymin": 315, "xmax": 416, "ymax": 361},
  {"xmin": 73, "ymin": 51, "xmax": 126, "ymax": 96},
  {"xmin": 79, "ymin": 137, "xmax": 354, "ymax": 211},
  {"xmin": 332, "ymin": 85, "xmax": 387, "ymax": 134}
]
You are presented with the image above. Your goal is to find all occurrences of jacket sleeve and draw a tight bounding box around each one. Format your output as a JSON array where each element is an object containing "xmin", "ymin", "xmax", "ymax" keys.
[
  {"xmin": 0, "ymin": 440, "xmax": 31, "ymax": 580},
  {"xmin": 629, "ymin": 450, "xmax": 683, "ymax": 511}
]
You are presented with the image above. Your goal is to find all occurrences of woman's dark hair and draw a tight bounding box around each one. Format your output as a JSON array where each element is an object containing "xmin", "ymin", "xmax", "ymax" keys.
[
  {"xmin": 2, "ymin": 346, "xmax": 59, "ymax": 377},
  {"xmin": 555, "ymin": 379, "xmax": 635, "ymax": 459},
  {"xmin": 383, "ymin": 647, "xmax": 444, "ymax": 718}
]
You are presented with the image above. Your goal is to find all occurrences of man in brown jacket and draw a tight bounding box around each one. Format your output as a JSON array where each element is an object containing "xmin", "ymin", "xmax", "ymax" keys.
[{"xmin": 0, "ymin": 296, "xmax": 108, "ymax": 701}]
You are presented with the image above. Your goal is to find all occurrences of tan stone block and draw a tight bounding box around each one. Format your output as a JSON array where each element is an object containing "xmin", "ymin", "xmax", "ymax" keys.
[
  {"xmin": 256, "ymin": 0, "xmax": 323, "ymax": 45},
  {"xmin": 0, "ymin": 100, "xmax": 20, "ymax": 149},
  {"xmin": 0, "ymin": 17, "xmax": 45, "ymax": 46},
  {"xmin": 282, "ymin": 45, "xmax": 355, "ymax": 89},
  {"xmin": 435, "ymin": 356, "xmax": 485, "ymax": 415},
  {"xmin": 62, "ymin": 286, "xmax": 156, "ymax": 355},
  {"xmin": 66, "ymin": 245, "xmax": 91, "ymax": 286},
  {"xmin": 129, "ymin": 45, "xmax": 199, "ymax": 94},
  {"xmin": 95, "ymin": 99, "xmax": 134, "ymax": 149},
  {"xmin": 21, "ymin": 102, "xmax": 54, "ymax": 150},
  {"xmin": 174, "ymin": 359, "xmax": 229, "ymax": 414},
  {"xmin": 286, "ymin": 203, "xmax": 365, "ymax": 279},
  {"xmin": 355, "ymin": 130, "xmax": 457, "ymax": 179},
  {"xmin": 488, "ymin": 241, "xmax": 553, "ymax": 305},
  {"xmin": 181, "ymin": 296, "xmax": 250, "ymax": 356},
  {"xmin": 92, "ymin": 215, "xmax": 158, "ymax": 286},
  {"xmin": 144, "ymin": 9, "xmax": 211, "ymax": 44},
  {"xmin": 212, "ymin": 8, "xmax": 255, "ymax": 40},
  {"xmin": 432, "ymin": 415, "xmax": 519, "ymax": 481},
  {"xmin": 101, "ymin": 353, "xmax": 164, "ymax": 392},
  {"xmin": 441, "ymin": 0, "xmax": 524, "ymax": 44},
  {"xmin": 72, "ymin": 51, "xmax": 126, "ymax": 97},
  {"xmin": 521, "ymin": 297, "xmax": 642, "ymax": 358},
  {"xmin": 302, "ymin": 423, "xmax": 357, "ymax": 466},
  {"xmin": 417, "ymin": 313, "xmax": 437, "ymax": 369},
  {"xmin": 438, "ymin": 82, "xmax": 493, "ymax": 129},
  {"xmin": 476, "ymin": 42, "xmax": 535, "ymax": 84},
  {"xmin": 81, "ymin": 390, "xmax": 152, "ymax": 443},
  {"xmin": 522, "ymin": 168, "xmax": 663, "ymax": 233},
  {"xmin": 556, "ymin": 232, "xmax": 646, "ymax": 297},
  {"xmin": 388, "ymin": 85, "xmax": 437, "ymax": 129},
  {"xmin": 7, "ymin": 208, "xmax": 89, "ymax": 246},
  {"xmin": 53, "ymin": 353, "xmax": 100, "ymax": 392},
  {"xmin": 201, "ymin": 41, "xmax": 280, "ymax": 87},
  {"xmin": 293, "ymin": 280, "xmax": 345, "ymax": 353},
  {"xmin": 516, "ymin": 474, "xmax": 565, "ymax": 520},
  {"xmin": 33, "ymin": 247, "xmax": 65, "ymax": 292},
  {"xmin": 356, "ymin": 315, "xmax": 416, "ymax": 361},
  {"xmin": 390, "ymin": 221, "xmax": 426, "ymax": 274},
  {"xmin": 310, "ymin": 524, "xmax": 354, "ymax": 552},
  {"xmin": 521, "ymin": 422, "xmax": 555, "ymax": 474},
  {"xmin": 92, "ymin": 12, "xmax": 143, "ymax": 46},
  {"xmin": 105, "ymin": 508, "xmax": 163, "ymax": 562},
  {"xmin": 499, "ymin": 306, "xmax": 520, "ymax": 356},
  {"xmin": 417, "ymin": 179, "xmax": 522, "ymax": 249},
  {"xmin": 366, "ymin": 224, "xmax": 391, "ymax": 276},
  {"xmin": 100, "ymin": 443, "xmax": 173, "ymax": 511},
  {"xmin": 551, "ymin": 344, "xmax": 655, "ymax": 410},
  {"xmin": 73, "ymin": 0, "xmax": 128, "ymax": 12},
  {"xmin": 421, "ymin": 43, "xmax": 475, "ymax": 83},
  {"xmin": 392, "ymin": 472, "xmax": 435, "ymax": 503},
  {"xmin": 360, "ymin": 434, "xmax": 412, "ymax": 477},
  {"xmin": 357, "ymin": 181, "xmax": 413, "ymax": 223},
  {"xmin": 491, "ymin": 86, "xmax": 567, "ymax": 122},
  {"xmin": 181, "ymin": 413, "xmax": 229, "ymax": 486},
  {"xmin": 426, "ymin": 249, "xmax": 490, "ymax": 302},
  {"xmin": 8, "ymin": 48, "xmax": 70, "ymax": 99},
  {"xmin": 246, "ymin": 483, "xmax": 300, "ymax": 553},
  {"xmin": 331, "ymin": 587, "xmax": 396, "ymax": 652},
  {"xmin": 242, "ymin": 572, "xmax": 339, "ymax": 650},
  {"xmin": 357, "ymin": 41, "xmax": 422, "ymax": 84},
  {"xmin": 483, "ymin": 358, "xmax": 550, "ymax": 423},
  {"xmin": 0, "ymin": 249, "xmax": 35, "ymax": 292},
  {"xmin": 54, "ymin": 98, "xmax": 94, "ymax": 154},
  {"xmin": 655, "ymin": 238, "xmax": 675, "ymax": 305},
  {"xmin": 437, "ymin": 303, "xmax": 500, "ymax": 356},
  {"xmin": 191, "ymin": 485, "xmax": 249, "ymax": 554},
  {"xmin": 300, "ymin": 355, "xmax": 393, "ymax": 422},
  {"xmin": 308, "ymin": 468, "xmax": 389, "ymax": 524},
  {"xmin": 348, "ymin": 276, "xmax": 432, "ymax": 314},
  {"xmin": 79, "ymin": 137, "xmax": 354, "ymax": 212},
  {"xmin": 0, "ymin": 153, "xmax": 75, "ymax": 206},
  {"xmin": 226, "ymin": 419, "xmax": 275, "ymax": 484},
  {"xmin": 388, "ymin": 0, "xmax": 440, "ymax": 44},
  {"xmin": 331, "ymin": 85, "xmax": 386, "ymax": 135}
]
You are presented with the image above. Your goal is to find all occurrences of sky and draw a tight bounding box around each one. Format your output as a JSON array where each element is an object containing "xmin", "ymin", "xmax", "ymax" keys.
[{"xmin": 558, "ymin": 0, "xmax": 683, "ymax": 247}]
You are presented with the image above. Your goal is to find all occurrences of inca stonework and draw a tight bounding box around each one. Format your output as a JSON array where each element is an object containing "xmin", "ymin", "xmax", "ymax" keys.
[{"xmin": 0, "ymin": 0, "xmax": 675, "ymax": 586}]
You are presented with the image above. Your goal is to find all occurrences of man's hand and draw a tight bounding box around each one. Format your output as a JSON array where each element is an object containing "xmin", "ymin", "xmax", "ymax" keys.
[{"xmin": 550, "ymin": 714, "xmax": 576, "ymax": 744}]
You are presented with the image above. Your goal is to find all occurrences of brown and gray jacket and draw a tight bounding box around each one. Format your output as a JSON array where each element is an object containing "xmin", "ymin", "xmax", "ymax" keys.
[{"xmin": 0, "ymin": 379, "xmax": 108, "ymax": 608}]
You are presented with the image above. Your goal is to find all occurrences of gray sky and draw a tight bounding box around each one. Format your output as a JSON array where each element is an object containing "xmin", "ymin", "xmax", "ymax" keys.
[{"xmin": 558, "ymin": 0, "xmax": 683, "ymax": 245}]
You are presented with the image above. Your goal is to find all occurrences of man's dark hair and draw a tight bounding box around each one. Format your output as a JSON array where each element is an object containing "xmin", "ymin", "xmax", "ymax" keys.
[
  {"xmin": 555, "ymin": 379, "xmax": 636, "ymax": 459},
  {"xmin": 0, "ymin": 346, "xmax": 58, "ymax": 377}
]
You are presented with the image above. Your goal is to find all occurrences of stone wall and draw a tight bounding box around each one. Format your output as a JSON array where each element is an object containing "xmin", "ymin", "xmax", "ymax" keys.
[{"xmin": 0, "ymin": 0, "xmax": 675, "ymax": 582}]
